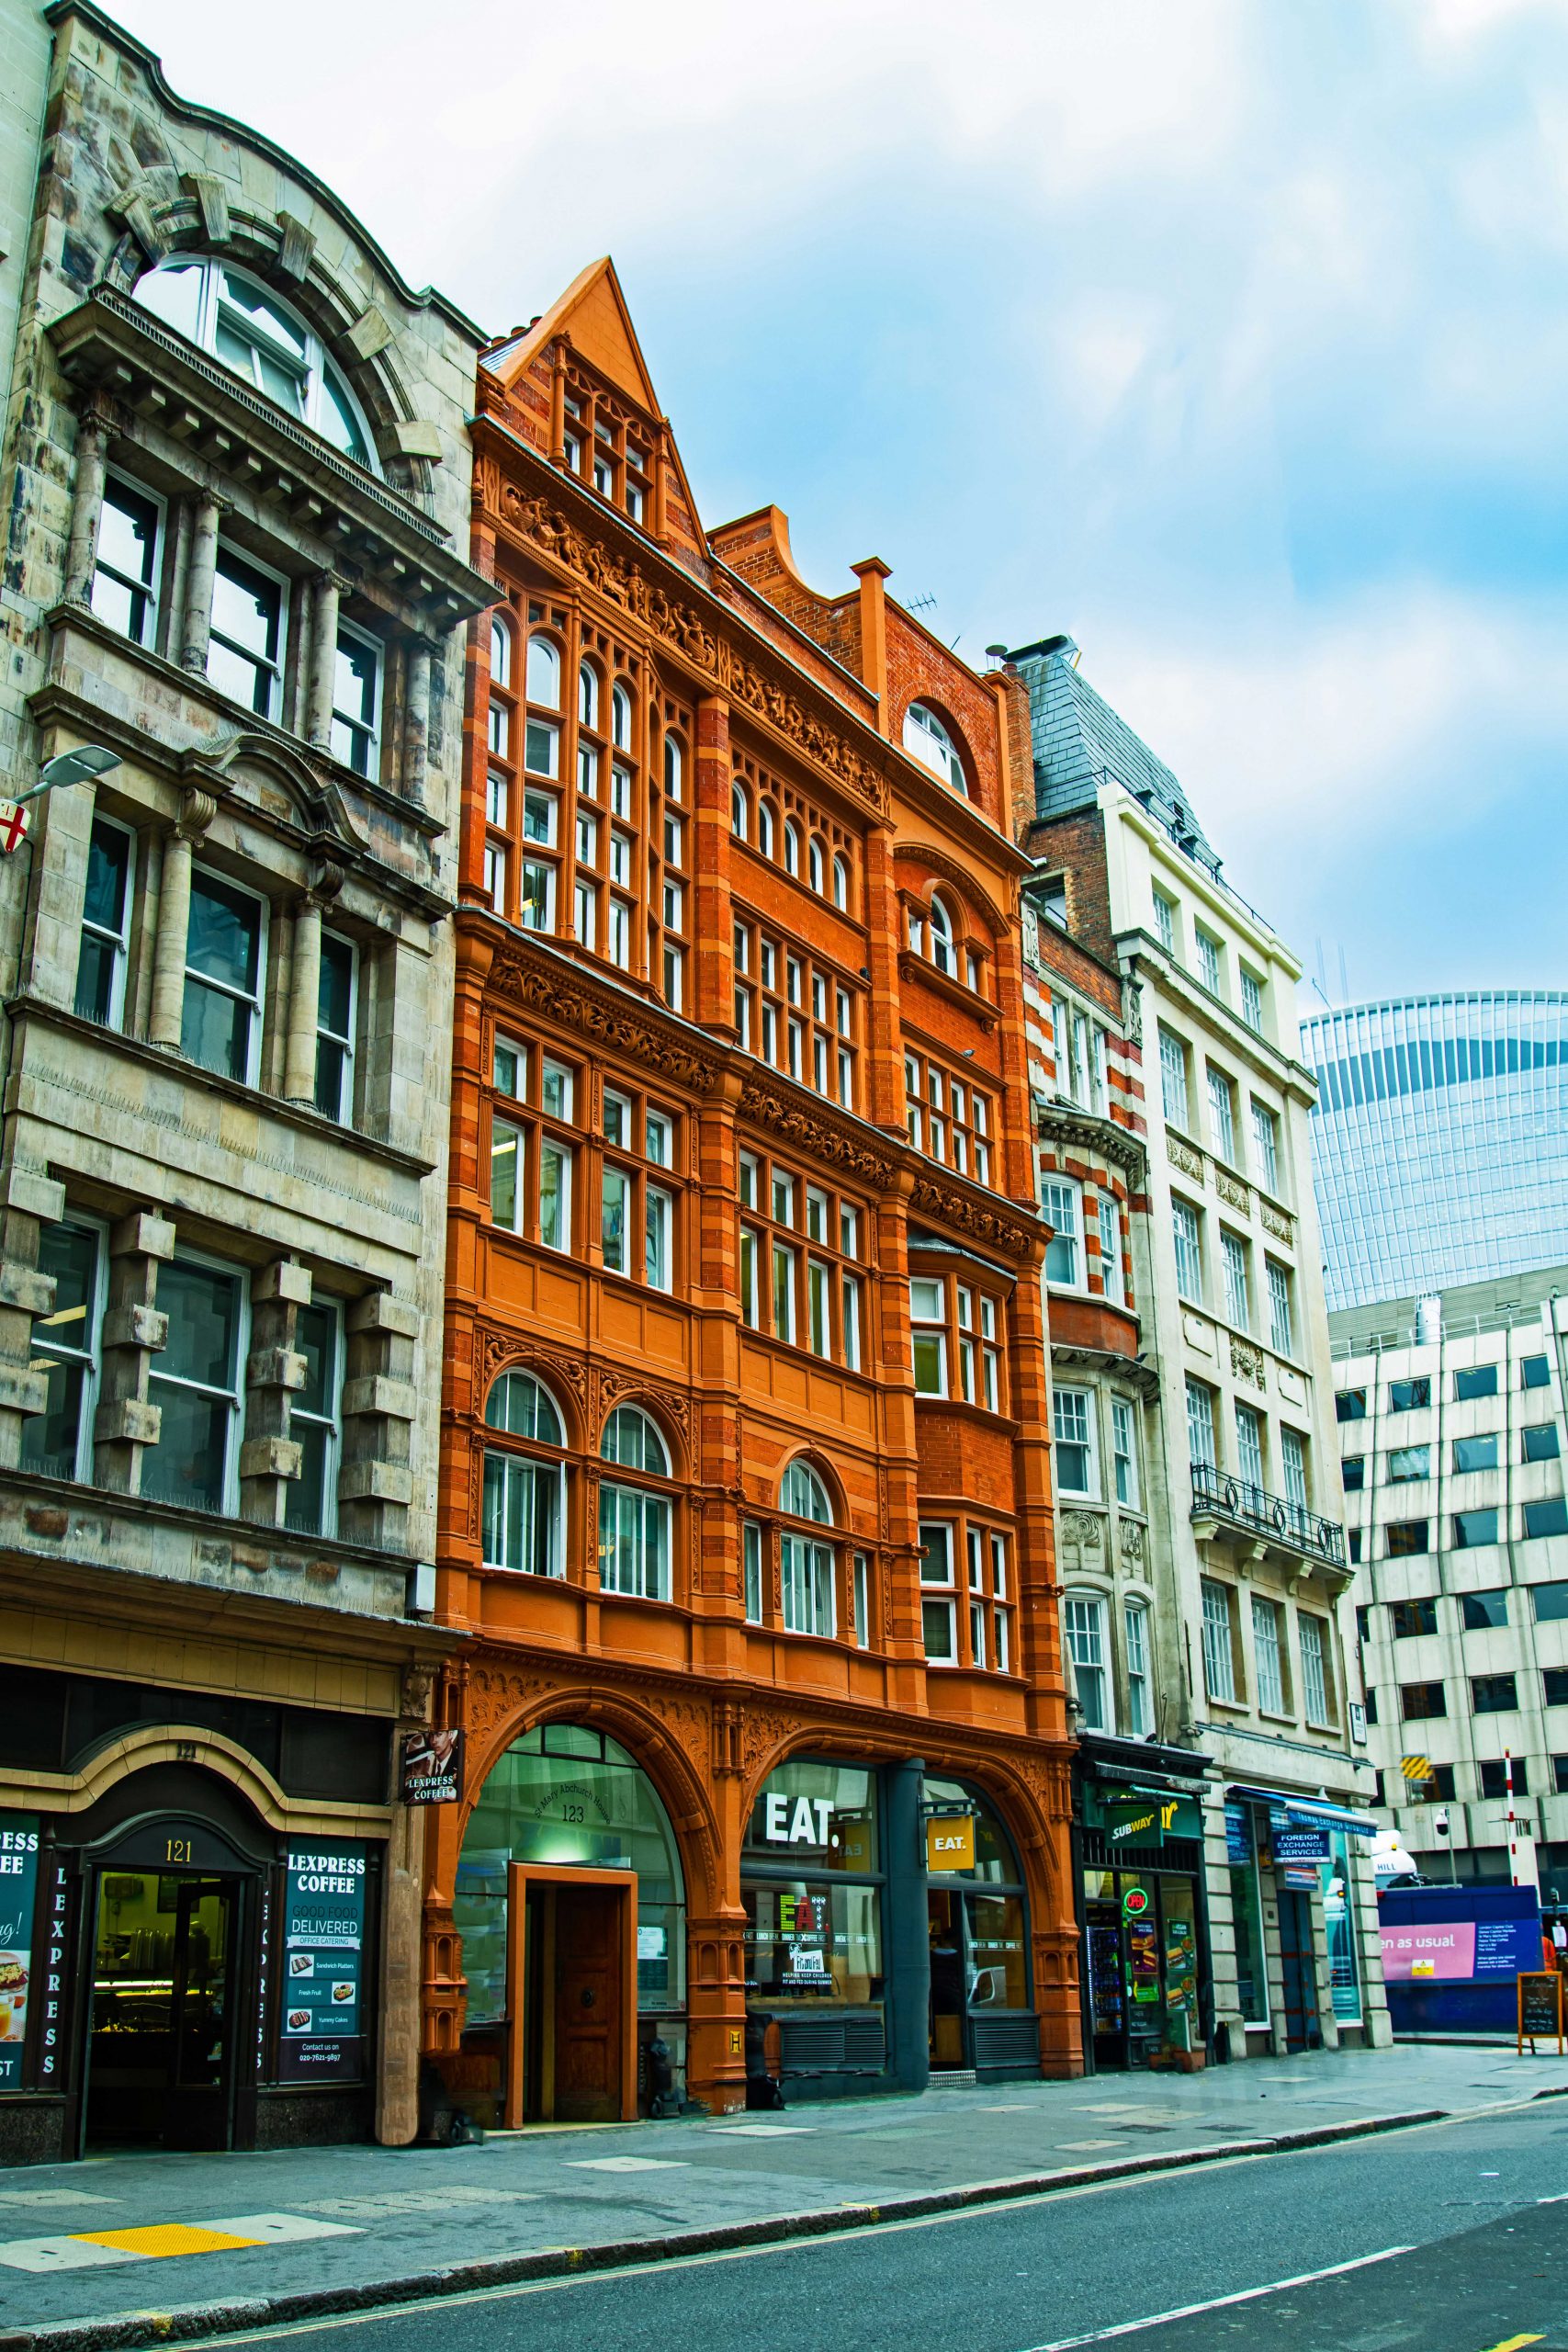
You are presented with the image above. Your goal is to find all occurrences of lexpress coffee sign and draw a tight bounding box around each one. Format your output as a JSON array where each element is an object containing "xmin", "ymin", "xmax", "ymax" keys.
[{"xmin": 278, "ymin": 1842, "xmax": 367, "ymax": 2082}]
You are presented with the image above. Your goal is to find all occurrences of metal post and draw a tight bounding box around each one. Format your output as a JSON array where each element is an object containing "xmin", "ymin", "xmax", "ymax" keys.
[{"xmin": 884, "ymin": 1758, "xmax": 930, "ymax": 2095}]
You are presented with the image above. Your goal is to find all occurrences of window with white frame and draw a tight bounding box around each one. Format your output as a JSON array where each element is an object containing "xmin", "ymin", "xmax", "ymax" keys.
[
  {"xmin": 911, "ymin": 1277, "xmax": 947, "ymax": 1396},
  {"xmin": 74, "ymin": 816, "xmax": 134, "ymax": 1028},
  {"xmin": 1221, "ymin": 1228, "xmax": 1251, "ymax": 1330},
  {"xmin": 1240, "ymin": 967, "xmax": 1265, "ymax": 1033},
  {"xmin": 779, "ymin": 1459, "xmax": 836, "ymax": 1637},
  {"xmin": 1065, "ymin": 1592, "xmax": 1110, "ymax": 1729},
  {"xmin": 142, "ymin": 1256, "xmax": 245, "ymax": 1515},
  {"xmin": 482, "ymin": 1369, "xmax": 567, "ymax": 1577},
  {"xmin": 1152, "ymin": 888, "xmax": 1177, "ymax": 955},
  {"xmin": 330, "ymin": 624, "xmax": 380, "ymax": 777},
  {"xmin": 1186, "ymin": 1376, "xmax": 1216, "ymax": 1468},
  {"xmin": 1252, "ymin": 1595, "xmax": 1285, "ymax": 1713},
  {"xmin": 1098, "ymin": 1193, "xmax": 1124, "ymax": 1305},
  {"xmin": 1201, "ymin": 1577, "xmax": 1238, "ymax": 1703},
  {"xmin": 598, "ymin": 1405, "xmax": 673, "ymax": 1600},
  {"xmin": 919, "ymin": 1521, "xmax": 957, "ymax": 1664},
  {"xmin": 135, "ymin": 257, "xmax": 376, "ymax": 469},
  {"xmin": 1043, "ymin": 1176, "xmax": 1081, "ymax": 1288},
  {"xmin": 1299, "ymin": 1612, "xmax": 1332, "ymax": 1724},
  {"xmin": 285, "ymin": 1300, "xmax": 342, "ymax": 1537},
  {"xmin": 1124, "ymin": 1600, "xmax": 1152, "ymax": 1736},
  {"xmin": 902, "ymin": 702, "xmax": 968, "ymax": 794},
  {"xmin": 1250, "ymin": 1100, "xmax": 1280, "ymax": 1196},
  {"xmin": 209, "ymin": 543, "xmax": 287, "ymax": 719},
  {"xmin": 1267, "ymin": 1259, "xmax": 1294, "ymax": 1357},
  {"xmin": 1196, "ymin": 928, "xmax": 1223, "ymax": 996},
  {"xmin": 314, "ymin": 932, "xmax": 355, "ymax": 1123},
  {"xmin": 743, "ymin": 1520, "xmax": 764, "ymax": 1623},
  {"xmin": 1111, "ymin": 1396, "xmax": 1139, "ymax": 1508},
  {"xmin": 1206, "ymin": 1065, "xmax": 1236, "ymax": 1163},
  {"xmin": 183, "ymin": 869, "xmax": 266, "ymax": 1085},
  {"xmin": 1053, "ymin": 1385, "xmax": 1099, "ymax": 1496},
  {"xmin": 1171, "ymin": 1196, "xmax": 1204, "ymax": 1305},
  {"xmin": 1280, "ymin": 1426, "xmax": 1309, "ymax": 1511},
  {"xmin": 22, "ymin": 1221, "xmax": 103, "ymax": 1484},
  {"xmin": 92, "ymin": 475, "xmax": 164, "ymax": 646},
  {"xmin": 1235, "ymin": 1400, "xmax": 1264, "ymax": 1489},
  {"xmin": 1158, "ymin": 1025, "xmax": 1190, "ymax": 1131},
  {"xmin": 966, "ymin": 1526, "xmax": 1012, "ymax": 1671}
]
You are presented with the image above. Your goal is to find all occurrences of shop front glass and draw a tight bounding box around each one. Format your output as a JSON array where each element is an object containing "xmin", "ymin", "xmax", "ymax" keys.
[
  {"xmin": 1082, "ymin": 1867, "xmax": 1201, "ymax": 2068},
  {"xmin": 741, "ymin": 1761, "xmax": 882, "ymax": 2017},
  {"xmin": 455, "ymin": 1724, "xmax": 686, "ymax": 2024},
  {"xmin": 1226, "ymin": 1802, "xmax": 1269, "ymax": 2027},
  {"xmin": 1322, "ymin": 1829, "xmax": 1362, "ymax": 2024},
  {"xmin": 923, "ymin": 1775, "xmax": 1032, "ymax": 2069}
]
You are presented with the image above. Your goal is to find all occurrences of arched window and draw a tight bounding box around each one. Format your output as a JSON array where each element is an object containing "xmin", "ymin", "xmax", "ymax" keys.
[
  {"xmin": 134, "ymin": 257, "xmax": 377, "ymax": 472},
  {"xmin": 599, "ymin": 1405, "xmax": 672, "ymax": 1600},
  {"xmin": 902, "ymin": 702, "xmax": 968, "ymax": 796},
  {"xmin": 779, "ymin": 1457, "xmax": 834, "ymax": 1635},
  {"xmin": 808, "ymin": 835, "xmax": 825, "ymax": 894},
  {"xmin": 783, "ymin": 819, "xmax": 802, "ymax": 878},
  {"xmin": 663, "ymin": 731, "xmax": 684, "ymax": 802},
  {"xmin": 579, "ymin": 660, "xmax": 600, "ymax": 729},
  {"xmin": 525, "ymin": 635, "xmax": 561, "ymax": 710},
  {"xmin": 758, "ymin": 800, "xmax": 776, "ymax": 859},
  {"xmin": 780, "ymin": 1457, "xmax": 833, "ymax": 1523},
  {"xmin": 490, "ymin": 616, "xmax": 513, "ymax": 688},
  {"xmin": 612, "ymin": 681, "xmax": 633, "ymax": 751},
  {"xmin": 928, "ymin": 893, "xmax": 956, "ymax": 977},
  {"xmin": 731, "ymin": 781, "xmax": 750, "ymax": 841},
  {"xmin": 832, "ymin": 854, "xmax": 851, "ymax": 912},
  {"xmin": 482, "ymin": 1370, "xmax": 566, "ymax": 1579}
]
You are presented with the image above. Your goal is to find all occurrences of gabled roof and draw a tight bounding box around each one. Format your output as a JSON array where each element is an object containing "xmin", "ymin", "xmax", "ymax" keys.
[
  {"xmin": 1008, "ymin": 633, "xmax": 1222, "ymax": 879},
  {"xmin": 479, "ymin": 255, "xmax": 703, "ymax": 540}
]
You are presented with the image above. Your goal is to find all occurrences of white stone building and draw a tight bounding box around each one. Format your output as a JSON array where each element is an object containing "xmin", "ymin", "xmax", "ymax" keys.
[{"xmin": 1008, "ymin": 633, "xmax": 1390, "ymax": 2064}]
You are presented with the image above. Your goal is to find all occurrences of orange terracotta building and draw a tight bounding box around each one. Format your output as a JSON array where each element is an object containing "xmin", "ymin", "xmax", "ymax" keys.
[{"xmin": 422, "ymin": 261, "xmax": 1080, "ymax": 2123}]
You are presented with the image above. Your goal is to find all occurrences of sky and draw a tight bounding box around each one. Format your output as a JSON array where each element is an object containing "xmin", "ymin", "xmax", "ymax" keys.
[{"xmin": 113, "ymin": 0, "xmax": 1568, "ymax": 1009}]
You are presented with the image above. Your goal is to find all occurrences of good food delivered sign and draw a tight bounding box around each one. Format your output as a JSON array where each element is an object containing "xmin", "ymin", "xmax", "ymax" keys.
[{"xmin": 279, "ymin": 1842, "xmax": 367, "ymax": 2082}]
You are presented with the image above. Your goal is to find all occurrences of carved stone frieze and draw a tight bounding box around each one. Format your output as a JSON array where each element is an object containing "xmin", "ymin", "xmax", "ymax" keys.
[
  {"xmin": 490, "ymin": 947, "xmax": 720, "ymax": 1095},
  {"xmin": 492, "ymin": 482, "xmax": 893, "ymax": 818},
  {"xmin": 907, "ymin": 1175, "xmax": 1043, "ymax": 1264},
  {"xmin": 1259, "ymin": 1201, "xmax": 1294, "ymax": 1243},
  {"xmin": 739, "ymin": 1076, "xmax": 899, "ymax": 1192},
  {"xmin": 1230, "ymin": 1338, "xmax": 1267, "ymax": 1390},
  {"xmin": 1061, "ymin": 1510, "xmax": 1105, "ymax": 1550},
  {"xmin": 1035, "ymin": 1105, "xmax": 1146, "ymax": 1183},
  {"xmin": 1119, "ymin": 1519, "xmax": 1145, "ymax": 1564},
  {"xmin": 1214, "ymin": 1170, "xmax": 1250, "ymax": 1213},
  {"xmin": 1167, "ymin": 1136, "xmax": 1205, "ymax": 1182}
]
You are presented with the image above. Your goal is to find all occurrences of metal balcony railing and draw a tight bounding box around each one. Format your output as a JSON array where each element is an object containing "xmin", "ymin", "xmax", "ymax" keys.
[{"xmin": 1190, "ymin": 1461, "xmax": 1346, "ymax": 1566}]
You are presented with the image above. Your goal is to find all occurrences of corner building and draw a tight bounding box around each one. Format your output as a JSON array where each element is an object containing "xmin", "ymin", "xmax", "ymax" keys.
[
  {"xmin": 0, "ymin": 6, "xmax": 489, "ymax": 2160},
  {"xmin": 426, "ymin": 262, "xmax": 1079, "ymax": 2121}
]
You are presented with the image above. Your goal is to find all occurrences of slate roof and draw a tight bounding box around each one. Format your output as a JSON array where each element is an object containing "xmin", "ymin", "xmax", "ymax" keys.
[{"xmin": 1006, "ymin": 634, "xmax": 1223, "ymax": 881}]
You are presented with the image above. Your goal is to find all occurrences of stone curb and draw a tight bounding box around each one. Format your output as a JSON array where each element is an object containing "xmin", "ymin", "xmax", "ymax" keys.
[{"xmin": 0, "ymin": 2108, "xmax": 1447, "ymax": 2352}]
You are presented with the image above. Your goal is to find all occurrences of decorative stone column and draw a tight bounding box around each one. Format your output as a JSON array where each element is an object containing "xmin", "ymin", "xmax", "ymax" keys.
[
  {"xmin": 402, "ymin": 635, "xmax": 432, "ymax": 807},
  {"xmin": 306, "ymin": 571, "xmax": 343, "ymax": 751},
  {"xmin": 283, "ymin": 899, "xmax": 323, "ymax": 1107},
  {"xmin": 148, "ymin": 790, "xmax": 215, "ymax": 1051},
  {"xmin": 180, "ymin": 492, "xmax": 224, "ymax": 673},
  {"xmin": 338, "ymin": 1288, "xmax": 419, "ymax": 1547},
  {"xmin": 0, "ymin": 1167, "xmax": 67, "ymax": 1473},
  {"xmin": 93, "ymin": 1211, "xmax": 175, "ymax": 1495},
  {"xmin": 63, "ymin": 409, "xmax": 111, "ymax": 606},
  {"xmin": 239, "ymin": 1258, "xmax": 310, "ymax": 1526}
]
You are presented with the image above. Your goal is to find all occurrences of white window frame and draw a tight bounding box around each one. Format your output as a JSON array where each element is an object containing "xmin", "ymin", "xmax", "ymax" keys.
[
  {"xmin": 75, "ymin": 812, "xmax": 135, "ymax": 1030},
  {"xmin": 1299, "ymin": 1611, "xmax": 1331, "ymax": 1725},
  {"xmin": 1124, "ymin": 1600, "xmax": 1152, "ymax": 1736},
  {"xmin": 1053, "ymin": 1384, "xmax": 1100, "ymax": 1498},
  {"xmin": 1043, "ymin": 1176, "xmax": 1082, "ymax": 1290},
  {"xmin": 1159, "ymin": 1026, "xmax": 1190, "ymax": 1131},
  {"xmin": 1252, "ymin": 1595, "xmax": 1286, "ymax": 1714},
  {"xmin": 1111, "ymin": 1396, "xmax": 1139, "ymax": 1509},
  {"xmin": 184, "ymin": 864, "xmax": 268, "ymax": 1089},
  {"xmin": 143, "ymin": 1248, "xmax": 248, "ymax": 1518},
  {"xmin": 919, "ymin": 1521, "xmax": 957, "ymax": 1666},
  {"xmin": 1201, "ymin": 1577, "xmax": 1237, "ymax": 1703},
  {"xmin": 1171, "ymin": 1197, "xmax": 1204, "ymax": 1306},
  {"xmin": 1267, "ymin": 1259, "xmax": 1294, "ymax": 1357},
  {"xmin": 23, "ymin": 1216, "xmax": 108, "ymax": 1486},
  {"xmin": 1065, "ymin": 1590, "xmax": 1111, "ymax": 1731},
  {"xmin": 314, "ymin": 927, "xmax": 356, "ymax": 1124},
  {"xmin": 330, "ymin": 616, "xmax": 382, "ymax": 779},
  {"xmin": 92, "ymin": 470, "xmax": 166, "ymax": 649},
  {"xmin": 1221, "ymin": 1228, "xmax": 1251, "ymax": 1332},
  {"xmin": 1098, "ymin": 1193, "xmax": 1123, "ymax": 1306},
  {"xmin": 286, "ymin": 1295, "xmax": 343, "ymax": 1540}
]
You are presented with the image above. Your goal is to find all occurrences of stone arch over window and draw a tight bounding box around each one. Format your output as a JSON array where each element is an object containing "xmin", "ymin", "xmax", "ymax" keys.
[
  {"xmin": 779, "ymin": 1454, "xmax": 834, "ymax": 1525},
  {"xmin": 832, "ymin": 852, "xmax": 851, "ymax": 911},
  {"xmin": 133, "ymin": 256, "xmax": 380, "ymax": 473},
  {"xmin": 731, "ymin": 779, "xmax": 750, "ymax": 840},
  {"xmin": 490, "ymin": 613, "xmax": 513, "ymax": 689},
  {"xmin": 928, "ymin": 890, "xmax": 958, "ymax": 976},
  {"xmin": 808, "ymin": 834, "xmax": 826, "ymax": 893},
  {"xmin": 902, "ymin": 700, "xmax": 971, "ymax": 797},
  {"xmin": 601, "ymin": 1401, "xmax": 672, "ymax": 1476},
  {"xmin": 611, "ymin": 680, "xmax": 634, "ymax": 751},
  {"xmin": 481, "ymin": 1365, "xmax": 569, "ymax": 1581},
  {"xmin": 783, "ymin": 818, "xmax": 802, "ymax": 878},
  {"xmin": 485, "ymin": 1366, "xmax": 565, "ymax": 1443},
  {"xmin": 579, "ymin": 658, "xmax": 600, "ymax": 729},
  {"xmin": 663, "ymin": 730, "xmax": 684, "ymax": 800},
  {"xmin": 758, "ymin": 798, "xmax": 777, "ymax": 859}
]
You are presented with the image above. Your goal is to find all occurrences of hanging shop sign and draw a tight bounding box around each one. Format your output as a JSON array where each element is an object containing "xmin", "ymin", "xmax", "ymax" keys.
[
  {"xmin": 1280, "ymin": 1863, "xmax": 1321, "ymax": 1891},
  {"xmin": 400, "ymin": 1726, "xmax": 464, "ymax": 1806},
  {"xmin": 925, "ymin": 1815, "xmax": 976, "ymax": 1872},
  {"xmin": 0, "ymin": 1815, "xmax": 39, "ymax": 2092},
  {"xmin": 1224, "ymin": 1802, "xmax": 1253, "ymax": 1866},
  {"xmin": 1270, "ymin": 1824, "xmax": 1332, "ymax": 1863},
  {"xmin": 278, "ymin": 1841, "xmax": 368, "ymax": 2083},
  {"xmin": 1089, "ymin": 1786, "xmax": 1204, "ymax": 1849}
]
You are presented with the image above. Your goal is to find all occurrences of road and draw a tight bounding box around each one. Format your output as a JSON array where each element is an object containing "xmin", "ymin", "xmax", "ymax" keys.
[{"xmin": 215, "ymin": 2098, "xmax": 1568, "ymax": 2352}]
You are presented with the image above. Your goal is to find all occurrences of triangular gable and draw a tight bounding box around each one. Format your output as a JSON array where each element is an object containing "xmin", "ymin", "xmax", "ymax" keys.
[{"xmin": 483, "ymin": 255, "xmax": 704, "ymax": 545}]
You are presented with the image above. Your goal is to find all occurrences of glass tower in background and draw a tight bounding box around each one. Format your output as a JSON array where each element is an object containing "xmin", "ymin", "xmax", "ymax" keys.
[{"xmin": 1302, "ymin": 992, "xmax": 1568, "ymax": 1313}]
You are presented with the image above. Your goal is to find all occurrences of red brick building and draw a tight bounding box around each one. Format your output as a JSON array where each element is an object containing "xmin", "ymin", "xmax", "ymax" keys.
[{"xmin": 423, "ymin": 261, "xmax": 1079, "ymax": 2121}]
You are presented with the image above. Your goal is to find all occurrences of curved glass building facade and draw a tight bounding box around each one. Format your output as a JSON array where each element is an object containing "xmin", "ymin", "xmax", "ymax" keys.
[{"xmin": 1301, "ymin": 992, "xmax": 1568, "ymax": 1311}]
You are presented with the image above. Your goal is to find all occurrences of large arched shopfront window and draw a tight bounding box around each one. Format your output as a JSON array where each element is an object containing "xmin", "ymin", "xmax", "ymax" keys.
[
  {"xmin": 923, "ymin": 1774, "xmax": 1036, "ymax": 2075},
  {"xmin": 453, "ymin": 1723, "xmax": 687, "ymax": 2025}
]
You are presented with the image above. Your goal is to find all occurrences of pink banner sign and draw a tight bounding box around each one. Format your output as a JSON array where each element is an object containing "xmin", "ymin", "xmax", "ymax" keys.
[{"xmin": 1379, "ymin": 1920, "xmax": 1477, "ymax": 1982}]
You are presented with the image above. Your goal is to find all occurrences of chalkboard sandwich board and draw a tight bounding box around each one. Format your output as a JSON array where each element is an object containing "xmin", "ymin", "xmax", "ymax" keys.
[{"xmin": 1517, "ymin": 1970, "xmax": 1564, "ymax": 2053}]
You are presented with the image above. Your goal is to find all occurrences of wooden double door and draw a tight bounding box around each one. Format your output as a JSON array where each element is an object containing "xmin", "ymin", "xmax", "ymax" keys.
[{"xmin": 504, "ymin": 1865, "xmax": 638, "ymax": 2124}]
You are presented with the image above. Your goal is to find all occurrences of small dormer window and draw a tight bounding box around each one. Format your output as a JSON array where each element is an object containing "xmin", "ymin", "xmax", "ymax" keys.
[
  {"xmin": 134, "ymin": 258, "xmax": 378, "ymax": 474},
  {"xmin": 902, "ymin": 703, "xmax": 968, "ymax": 796}
]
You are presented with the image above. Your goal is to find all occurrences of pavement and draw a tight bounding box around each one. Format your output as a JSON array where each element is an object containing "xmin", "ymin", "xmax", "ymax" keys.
[{"xmin": 0, "ymin": 2041, "xmax": 1565, "ymax": 2349}]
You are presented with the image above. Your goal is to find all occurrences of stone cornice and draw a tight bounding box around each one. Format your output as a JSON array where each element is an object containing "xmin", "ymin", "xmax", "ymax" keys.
[{"xmin": 1034, "ymin": 1101, "xmax": 1148, "ymax": 1182}]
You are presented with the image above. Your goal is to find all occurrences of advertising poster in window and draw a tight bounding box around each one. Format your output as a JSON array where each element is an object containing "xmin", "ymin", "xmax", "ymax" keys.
[
  {"xmin": 278, "ymin": 1842, "xmax": 367, "ymax": 2082},
  {"xmin": 0, "ymin": 1815, "xmax": 38, "ymax": 2090}
]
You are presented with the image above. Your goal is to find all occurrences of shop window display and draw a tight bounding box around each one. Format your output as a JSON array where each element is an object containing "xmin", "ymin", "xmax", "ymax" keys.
[{"xmin": 741, "ymin": 1761, "xmax": 882, "ymax": 2018}]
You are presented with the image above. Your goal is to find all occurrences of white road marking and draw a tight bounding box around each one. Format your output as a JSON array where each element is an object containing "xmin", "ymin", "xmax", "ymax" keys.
[
  {"xmin": 0, "ymin": 2212, "xmax": 358, "ymax": 2273},
  {"xmin": 1054, "ymin": 2141, "xmax": 1124, "ymax": 2153},
  {"xmin": 706, "ymin": 2125, "xmax": 815, "ymax": 2138},
  {"xmin": 298, "ymin": 2189, "xmax": 539, "ymax": 2221},
  {"xmin": 565, "ymin": 2156, "xmax": 690, "ymax": 2173},
  {"xmin": 0, "ymin": 2235, "xmax": 131, "ymax": 2273},
  {"xmin": 0, "ymin": 2189, "xmax": 118, "ymax": 2209},
  {"xmin": 206, "ymin": 2216, "xmax": 363, "ymax": 2245},
  {"xmin": 1020, "ymin": 2245, "xmax": 1416, "ymax": 2348}
]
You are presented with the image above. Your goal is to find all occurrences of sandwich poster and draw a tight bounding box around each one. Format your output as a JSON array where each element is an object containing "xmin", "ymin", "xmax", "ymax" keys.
[
  {"xmin": 278, "ymin": 1841, "xmax": 367, "ymax": 2083},
  {"xmin": 0, "ymin": 1815, "xmax": 38, "ymax": 2090}
]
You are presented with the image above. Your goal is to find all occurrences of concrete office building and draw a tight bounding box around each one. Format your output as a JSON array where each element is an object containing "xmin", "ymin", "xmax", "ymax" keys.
[{"xmin": 1333, "ymin": 1267, "xmax": 1568, "ymax": 1897}]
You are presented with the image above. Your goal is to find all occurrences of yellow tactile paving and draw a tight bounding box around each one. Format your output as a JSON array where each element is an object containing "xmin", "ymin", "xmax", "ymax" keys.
[{"xmin": 73, "ymin": 2223, "xmax": 266, "ymax": 2258}]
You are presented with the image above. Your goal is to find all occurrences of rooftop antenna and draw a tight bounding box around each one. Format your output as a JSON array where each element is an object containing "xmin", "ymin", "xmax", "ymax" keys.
[{"xmin": 907, "ymin": 593, "xmax": 938, "ymax": 616}]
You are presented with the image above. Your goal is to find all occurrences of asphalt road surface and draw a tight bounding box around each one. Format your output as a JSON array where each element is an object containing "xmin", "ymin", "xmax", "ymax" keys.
[{"xmin": 220, "ymin": 2100, "xmax": 1568, "ymax": 2352}]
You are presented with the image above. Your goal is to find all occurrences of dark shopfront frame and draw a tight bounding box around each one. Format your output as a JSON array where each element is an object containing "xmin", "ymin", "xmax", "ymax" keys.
[
  {"xmin": 1074, "ymin": 1776, "xmax": 1213, "ymax": 2075},
  {"xmin": 0, "ymin": 1773, "xmax": 384, "ymax": 2164}
]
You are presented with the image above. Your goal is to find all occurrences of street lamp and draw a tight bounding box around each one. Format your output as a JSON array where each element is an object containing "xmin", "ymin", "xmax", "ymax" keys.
[{"xmin": 22, "ymin": 745, "xmax": 122, "ymax": 802}]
